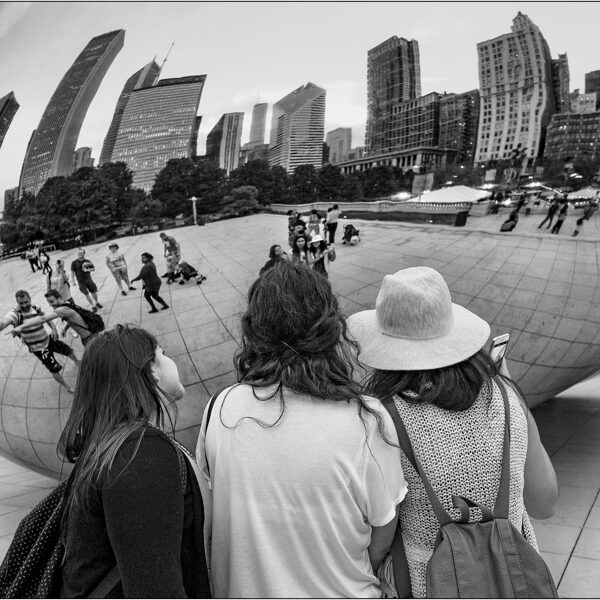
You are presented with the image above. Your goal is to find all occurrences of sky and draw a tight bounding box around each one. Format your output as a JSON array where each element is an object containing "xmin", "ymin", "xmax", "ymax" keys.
[{"xmin": 1, "ymin": 1, "xmax": 600, "ymax": 197}]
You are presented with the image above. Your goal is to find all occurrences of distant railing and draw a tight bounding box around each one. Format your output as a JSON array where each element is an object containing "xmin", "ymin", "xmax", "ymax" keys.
[{"xmin": 269, "ymin": 199, "xmax": 472, "ymax": 215}]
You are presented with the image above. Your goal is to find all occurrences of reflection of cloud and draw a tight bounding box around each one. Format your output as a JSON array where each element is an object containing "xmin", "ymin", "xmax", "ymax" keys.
[{"xmin": 0, "ymin": 2, "xmax": 33, "ymax": 39}]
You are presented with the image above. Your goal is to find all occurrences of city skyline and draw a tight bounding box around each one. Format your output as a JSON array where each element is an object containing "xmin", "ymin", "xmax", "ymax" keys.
[{"xmin": 1, "ymin": 2, "xmax": 600, "ymax": 196}]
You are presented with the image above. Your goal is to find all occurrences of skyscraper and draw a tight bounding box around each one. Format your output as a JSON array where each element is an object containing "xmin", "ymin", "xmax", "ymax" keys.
[
  {"xmin": 249, "ymin": 103, "xmax": 268, "ymax": 145},
  {"xmin": 0, "ymin": 92, "xmax": 19, "ymax": 150},
  {"xmin": 268, "ymin": 82, "xmax": 326, "ymax": 174},
  {"xmin": 99, "ymin": 60, "xmax": 161, "ymax": 165},
  {"xmin": 474, "ymin": 13, "xmax": 555, "ymax": 167},
  {"xmin": 439, "ymin": 90, "xmax": 480, "ymax": 164},
  {"xmin": 551, "ymin": 53, "xmax": 570, "ymax": 113},
  {"xmin": 326, "ymin": 128, "xmax": 352, "ymax": 164},
  {"xmin": 585, "ymin": 70, "xmax": 600, "ymax": 109},
  {"xmin": 111, "ymin": 75, "xmax": 206, "ymax": 191},
  {"xmin": 366, "ymin": 36, "xmax": 421, "ymax": 155},
  {"xmin": 19, "ymin": 30, "xmax": 125, "ymax": 196},
  {"xmin": 72, "ymin": 147, "xmax": 94, "ymax": 171},
  {"xmin": 206, "ymin": 112, "xmax": 244, "ymax": 174}
]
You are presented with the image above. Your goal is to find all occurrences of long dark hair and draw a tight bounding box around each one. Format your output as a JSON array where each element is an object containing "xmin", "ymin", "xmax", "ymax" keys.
[
  {"xmin": 233, "ymin": 261, "xmax": 391, "ymax": 440},
  {"xmin": 308, "ymin": 239, "xmax": 327, "ymax": 256},
  {"xmin": 291, "ymin": 235, "xmax": 308, "ymax": 257},
  {"xmin": 364, "ymin": 349, "xmax": 498, "ymax": 411},
  {"xmin": 58, "ymin": 324, "xmax": 175, "ymax": 510},
  {"xmin": 268, "ymin": 244, "xmax": 281, "ymax": 260}
]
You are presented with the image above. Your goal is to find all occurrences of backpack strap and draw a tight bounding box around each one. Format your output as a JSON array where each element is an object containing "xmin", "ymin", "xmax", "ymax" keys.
[
  {"xmin": 493, "ymin": 376, "xmax": 512, "ymax": 520},
  {"xmin": 382, "ymin": 398, "xmax": 453, "ymax": 527}
]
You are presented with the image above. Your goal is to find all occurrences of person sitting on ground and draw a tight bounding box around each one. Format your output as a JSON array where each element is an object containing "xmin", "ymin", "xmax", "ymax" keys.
[
  {"xmin": 0, "ymin": 290, "xmax": 80, "ymax": 392},
  {"xmin": 11, "ymin": 288, "xmax": 99, "ymax": 347},
  {"xmin": 106, "ymin": 243, "xmax": 136, "ymax": 296},
  {"xmin": 500, "ymin": 209, "xmax": 519, "ymax": 232},
  {"xmin": 196, "ymin": 262, "xmax": 407, "ymax": 598},
  {"xmin": 347, "ymin": 267, "xmax": 558, "ymax": 598},
  {"xmin": 290, "ymin": 234, "xmax": 309, "ymax": 265},
  {"xmin": 130, "ymin": 252, "xmax": 170, "ymax": 314},
  {"xmin": 259, "ymin": 244, "xmax": 289, "ymax": 276},
  {"xmin": 58, "ymin": 324, "xmax": 210, "ymax": 598}
]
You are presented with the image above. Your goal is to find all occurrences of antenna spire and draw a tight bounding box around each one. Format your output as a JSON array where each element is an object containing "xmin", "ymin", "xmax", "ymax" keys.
[{"xmin": 160, "ymin": 42, "xmax": 175, "ymax": 73}]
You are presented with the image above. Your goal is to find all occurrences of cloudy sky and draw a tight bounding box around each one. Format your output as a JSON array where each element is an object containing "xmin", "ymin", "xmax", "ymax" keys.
[{"xmin": 1, "ymin": 1, "xmax": 600, "ymax": 197}]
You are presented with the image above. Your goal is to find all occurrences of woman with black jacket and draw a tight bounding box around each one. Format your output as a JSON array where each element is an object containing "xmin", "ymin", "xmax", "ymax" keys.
[
  {"xmin": 130, "ymin": 252, "xmax": 169, "ymax": 313},
  {"xmin": 58, "ymin": 324, "xmax": 210, "ymax": 598}
]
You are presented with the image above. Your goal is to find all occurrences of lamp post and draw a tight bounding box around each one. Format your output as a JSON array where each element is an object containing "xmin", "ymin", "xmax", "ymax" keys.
[{"xmin": 188, "ymin": 196, "xmax": 198, "ymax": 225}]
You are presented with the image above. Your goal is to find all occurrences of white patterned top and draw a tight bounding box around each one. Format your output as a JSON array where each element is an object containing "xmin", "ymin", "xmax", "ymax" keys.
[{"xmin": 379, "ymin": 378, "xmax": 537, "ymax": 598}]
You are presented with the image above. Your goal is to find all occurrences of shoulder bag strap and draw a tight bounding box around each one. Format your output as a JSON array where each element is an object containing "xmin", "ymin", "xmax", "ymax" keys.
[
  {"xmin": 203, "ymin": 385, "xmax": 234, "ymax": 478},
  {"xmin": 382, "ymin": 398, "xmax": 452, "ymax": 527},
  {"xmin": 88, "ymin": 565, "xmax": 120, "ymax": 598},
  {"xmin": 493, "ymin": 376, "xmax": 512, "ymax": 520}
]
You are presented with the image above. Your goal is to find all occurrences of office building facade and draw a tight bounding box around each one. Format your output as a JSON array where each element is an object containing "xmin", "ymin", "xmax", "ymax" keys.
[
  {"xmin": 366, "ymin": 36, "xmax": 421, "ymax": 155},
  {"xmin": 239, "ymin": 143, "xmax": 269, "ymax": 165},
  {"xmin": 99, "ymin": 60, "xmax": 161, "ymax": 165},
  {"xmin": 439, "ymin": 90, "xmax": 480, "ymax": 164},
  {"xmin": 111, "ymin": 75, "xmax": 206, "ymax": 192},
  {"xmin": 72, "ymin": 147, "xmax": 94, "ymax": 171},
  {"xmin": 249, "ymin": 103, "xmax": 268, "ymax": 145},
  {"xmin": 551, "ymin": 53, "xmax": 570, "ymax": 113},
  {"xmin": 389, "ymin": 92, "xmax": 440, "ymax": 151},
  {"xmin": 0, "ymin": 92, "xmax": 19, "ymax": 150},
  {"xmin": 268, "ymin": 82, "xmax": 326, "ymax": 174},
  {"xmin": 585, "ymin": 70, "xmax": 600, "ymax": 109},
  {"xmin": 474, "ymin": 13, "xmax": 555, "ymax": 166},
  {"xmin": 19, "ymin": 30, "xmax": 125, "ymax": 196},
  {"xmin": 326, "ymin": 127, "xmax": 352, "ymax": 164},
  {"xmin": 206, "ymin": 112, "xmax": 244, "ymax": 174},
  {"xmin": 545, "ymin": 111, "xmax": 600, "ymax": 163}
]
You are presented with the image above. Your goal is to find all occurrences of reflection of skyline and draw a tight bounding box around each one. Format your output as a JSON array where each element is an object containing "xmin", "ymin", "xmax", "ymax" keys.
[{"xmin": 1, "ymin": 2, "xmax": 600, "ymax": 194}]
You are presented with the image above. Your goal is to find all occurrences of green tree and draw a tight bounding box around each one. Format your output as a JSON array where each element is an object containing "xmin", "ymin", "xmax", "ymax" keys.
[
  {"xmin": 317, "ymin": 164, "xmax": 344, "ymax": 203},
  {"xmin": 340, "ymin": 173, "xmax": 364, "ymax": 202},
  {"xmin": 289, "ymin": 164, "xmax": 318, "ymax": 204},
  {"xmin": 221, "ymin": 185, "xmax": 260, "ymax": 216},
  {"xmin": 131, "ymin": 197, "xmax": 162, "ymax": 229},
  {"xmin": 360, "ymin": 165, "xmax": 396, "ymax": 198},
  {"xmin": 96, "ymin": 161, "xmax": 135, "ymax": 224},
  {"xmin": 228, "ymin": 160, "xmax": 274, "ymax": 203},
  {"xmin": 266, "ymin": 166, "xmax": 290, "ymax": 204}
]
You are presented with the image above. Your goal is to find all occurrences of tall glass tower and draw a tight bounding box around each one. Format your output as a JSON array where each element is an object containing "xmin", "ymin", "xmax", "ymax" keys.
[
  {"xmin": 206, "ymin": 112, "xmax": 244, "ymax": 175},
  {"xmin": 111, "ymin": 76, "xmax": 206, "ymax": 191},
  {"xmin": 99, "ymin": 60, "xmax": 161, "ymax": 165},
  {"xmin": 19, "ymin": 30, "xmax": 124, "ymax": 196},
  {"xmin": 0, "ymin": 92, "xmax": 19, "ymax": 150},
  {"xmin": 366, "ymin": 36, "xmax": 421, "ymax": 155},
  {"xmin": 268, "ymin": 82, "xmax": 326, "ymax": 174}
]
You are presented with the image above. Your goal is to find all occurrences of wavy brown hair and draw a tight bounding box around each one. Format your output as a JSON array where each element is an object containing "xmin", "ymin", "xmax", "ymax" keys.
[
  {"xmin": 233, "ymin": 261, "xmax": 391, "ymax": 440},
  {"xmin": 363, "ymin": 349, "xmax": 499, "ymax": 411}
]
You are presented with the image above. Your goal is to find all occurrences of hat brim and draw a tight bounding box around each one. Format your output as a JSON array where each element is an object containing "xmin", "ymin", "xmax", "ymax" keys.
[{"xmin": 347, "ymin": 304, "xmax": 491, "ymax": 371}]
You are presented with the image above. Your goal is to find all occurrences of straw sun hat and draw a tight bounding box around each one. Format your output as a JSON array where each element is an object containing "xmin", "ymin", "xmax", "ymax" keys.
[{"xmin": 347, "ymin": 267, "xmax": 491, "ymax": 371}]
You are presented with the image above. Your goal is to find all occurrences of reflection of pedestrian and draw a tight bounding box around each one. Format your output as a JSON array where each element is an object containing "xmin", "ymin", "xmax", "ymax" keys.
[
  {"xmin": 131, "ymin": 253, "xmax": 169, "ymax": 314},
  {"xmin": 106, "ymin": 243, "xmax": 136, "ymax": 296},
  {"xmin": 159, "ymin": 232, "xmax": 181, "ymax": 264},
  {"xmin": 326, "ymin": 204, "xmax": 341, "ymax": 245},
  {"xmin": 500, "ymin": 210, "xmax": 519, "ymax": 232},
  {"xmin": 551, "ymin": 204, "xmax": 568, "ymax": 234},
  {"xmin": 537, "ymin": 199, "xmax": 559, "ymax": 229},
  {"xmin": 47, "ymin": 259, "xmax": 73, "ymax": 305},
  {"xmin": 71, "ymin": 248, "xmax": 102, "ymax": 312},
  {"xmin": 39, "ymin": 249, "xmax": 52, "ymax": 274},
  {"xmin": 572, "ymin": 217, "xmax": 585, "ymax": 237},
  {"xmin": 25, "ymin": 247, "xmax": 38, "ymax": 273}
]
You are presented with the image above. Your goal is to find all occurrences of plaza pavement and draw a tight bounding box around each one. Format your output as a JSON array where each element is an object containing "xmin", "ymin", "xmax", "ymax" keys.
[{"xmin": 0, "ymin": 211, "xmax": 599, "ymax": 597}]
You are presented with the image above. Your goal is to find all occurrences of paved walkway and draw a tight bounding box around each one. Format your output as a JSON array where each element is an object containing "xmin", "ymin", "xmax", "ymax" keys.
[{"xmin": 0, "ymin": 212, "xmax": 598, "ymax": 597}]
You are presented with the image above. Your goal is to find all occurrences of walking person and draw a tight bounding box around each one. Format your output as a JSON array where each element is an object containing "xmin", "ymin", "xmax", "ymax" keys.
[
  {"xmin": 25, "ymin": 246, "xmax": 39, "ymax": 273},
  {"xmin": 326, "ymin": 203, "xmax": 341, "ymax": 245},
  {"xmin": 160, "ymin": 232, "xmax": 181, "ymax": 265},
  {"xmin": 58, "ymin": 324, "xmax": 210, "ymax": 598},
  {"xmin": 0, "ymin": 290, "xmax": 80, "ymax": 393},
  {"xmin": 106, "ymin": 243, "xmax": 136, "ymax": 296},
  {"xmin": 47, "ymin": 259, "xmax": 73, "ymax": 305},
  {"xmin": 348, "ymin": 267, "xmax": 558, "ymax": 598},
  {"xmin": 537, "ymin": 198, "xmax": 559, "ymax": 229},
  {"xmin": 39, "ymin": 249, "xmax": 52, "ymax": 274},
  {"xmin": 130, "ymin": 253, "xmax": 169, "ymax": 313},
  {"xmin": 551, "ymin": 203, "xmax": 568, "ymax": 234},
  {"xmin": 196, "ymin": 262, "xmax": 407, "ymax": 598},
  {"xmin": 70, "ymin": 248, "xmax": 102, "ymax": 312}
]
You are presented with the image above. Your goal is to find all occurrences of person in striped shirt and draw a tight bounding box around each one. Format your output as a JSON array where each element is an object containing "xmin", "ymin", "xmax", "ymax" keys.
[{"xmin": 0, "ymin": 290, "xmax": 80, "ymax": 393}]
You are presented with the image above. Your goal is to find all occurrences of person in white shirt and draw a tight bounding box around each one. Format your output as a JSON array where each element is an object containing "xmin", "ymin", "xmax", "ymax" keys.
[
  {"xmin": 197, "ymin": 261, "xmax": 407, "ymax": 598},
  {"xmin": 326, "ymin": 203, "xmax": 341, "ymax": 244},
  {"xmin": 106, "ymin": 243, "xmax": 136, "ymax": 296}
]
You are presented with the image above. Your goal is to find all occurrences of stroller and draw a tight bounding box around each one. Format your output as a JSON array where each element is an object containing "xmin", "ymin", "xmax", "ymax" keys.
[
  {"xmin": 342, "ymin": 224, "xmax": 361, "ymax": 245},
  {"xmin": 177, "ymin": 260, "xmax": 207, "ymax": 285}
]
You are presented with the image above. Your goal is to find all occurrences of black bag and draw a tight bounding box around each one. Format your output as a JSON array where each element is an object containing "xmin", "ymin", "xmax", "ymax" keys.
[
  {"xmin": 61, "ymin": 303, "xmax": 105, "ymax": 334},
  {"xmin": 0, "ymin": 474, "xmax": 118, "ymax": 599},
  {"xmin": 383, "ymin": 378, "xmax": 558, "ymax": 598},
  {"xmin": 500, "ymin": 219, "xmax": 516, "ymax": 232}
]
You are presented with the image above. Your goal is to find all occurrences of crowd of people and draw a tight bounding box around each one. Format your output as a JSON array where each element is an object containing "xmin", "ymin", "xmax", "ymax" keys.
[
  {"xmin": 1, "ymin": 254, "xmax": 559, "ymax": 598},
  {"xmin": 0, "ymin": 232, "xmax": 208, "ymax": 394}
]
